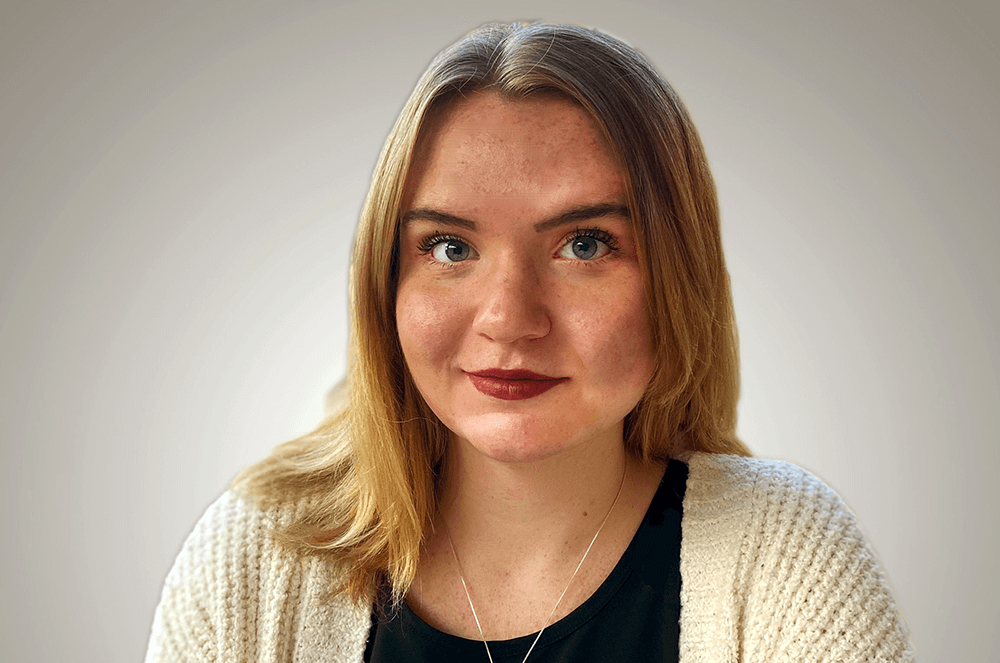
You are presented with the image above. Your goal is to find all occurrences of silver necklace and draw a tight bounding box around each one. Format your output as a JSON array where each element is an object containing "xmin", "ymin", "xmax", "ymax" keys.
[{"xmin": 443, "ymin": 465, "xmax": 627, "ymax": 663}]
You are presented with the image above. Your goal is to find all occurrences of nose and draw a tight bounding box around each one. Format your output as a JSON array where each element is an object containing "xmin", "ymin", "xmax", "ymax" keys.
[{"xmin": 472, "ymin": 254, "xmax": 551, "ymax": 344}]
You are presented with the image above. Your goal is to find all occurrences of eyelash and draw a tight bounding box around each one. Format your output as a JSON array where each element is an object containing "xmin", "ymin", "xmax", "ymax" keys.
[
  {"xmin": 415, "ymin": 227, "xmax": 621, "ymax": 264},
  {"xmin": 567, "ymin": 227, "xmax": 621, "ymax": 254},
  {"xmin": 416, "ymin": 231, "xmax": 464, "ymax": 254}
]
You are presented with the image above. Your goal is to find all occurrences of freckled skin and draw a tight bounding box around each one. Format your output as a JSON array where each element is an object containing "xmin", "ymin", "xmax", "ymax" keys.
[{"xmin": 396, "ymin": 92, "xmax": 655, "ymax": 464}]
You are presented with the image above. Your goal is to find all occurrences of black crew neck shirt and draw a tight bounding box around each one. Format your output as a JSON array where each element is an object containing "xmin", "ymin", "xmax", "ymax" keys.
[{"xmin": 364, "ymin": 459, "xmax": 687, "ymax": 662}]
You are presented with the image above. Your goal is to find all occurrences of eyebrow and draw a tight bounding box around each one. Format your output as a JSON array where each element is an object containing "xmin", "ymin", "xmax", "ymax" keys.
[{"xmin": 400, "ymin": 202, "xmax": 630, "ymax": 232}]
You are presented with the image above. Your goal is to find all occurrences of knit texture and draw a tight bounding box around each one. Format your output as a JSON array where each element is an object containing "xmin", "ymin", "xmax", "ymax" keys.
[
  {"xmin": 144, "ymin": 491, "xmax": 370, "ymax": 662},
  {"xmin": 679, "ymin": 454, "xmax": 913, "ymax": 662},
  {"xmin": 145, "ymin": 454, "xmax": 914, "ymax": 662}
]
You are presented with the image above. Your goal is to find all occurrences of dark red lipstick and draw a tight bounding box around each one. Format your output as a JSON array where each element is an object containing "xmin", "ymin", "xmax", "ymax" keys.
[{"xmin": 465, "ymin": 368, "xmax": 569, "ymax": 401}]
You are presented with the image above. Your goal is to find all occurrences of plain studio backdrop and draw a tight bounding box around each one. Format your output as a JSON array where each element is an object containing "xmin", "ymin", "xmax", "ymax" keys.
[{"xmin": 1, "ymin": 1, "xmax": 997, "ymax": 661}]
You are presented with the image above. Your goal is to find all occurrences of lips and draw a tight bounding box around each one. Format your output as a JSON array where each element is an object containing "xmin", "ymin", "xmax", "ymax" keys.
[{"xmin": 465, "ymin": 368, "xmax": 569, "ymax": 401}]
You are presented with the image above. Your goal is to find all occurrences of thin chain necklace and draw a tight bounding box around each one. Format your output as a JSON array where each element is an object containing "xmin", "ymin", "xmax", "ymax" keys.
[{"xmin": 443, "ymin": 464, "xmax": 627, "ymax": 663}]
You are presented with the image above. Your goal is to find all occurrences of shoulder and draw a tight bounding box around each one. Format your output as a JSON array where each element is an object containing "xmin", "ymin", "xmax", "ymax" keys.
[
  {"xmin": 685, "ymin": 452, "xmax": 833, "ymax": 503},
  {"xmin": 681, "ymin": 453, "xmax": 847, "ymax": 547},
  {"xmin": 679, "ymin": 453, "xmax": 914, "ymax": 662},
  {"xmin": 157, "ymin": 491, "xmax": 271, "ymax": 591},
  {"xmin": 145, "ymin": 491, "xmax": 371, "ymax": 663}
]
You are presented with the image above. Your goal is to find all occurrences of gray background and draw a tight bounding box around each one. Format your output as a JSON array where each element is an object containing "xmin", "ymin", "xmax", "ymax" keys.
[{"xmin": 1, "ymin": 1, "xmax": 997, "ymax": 661}]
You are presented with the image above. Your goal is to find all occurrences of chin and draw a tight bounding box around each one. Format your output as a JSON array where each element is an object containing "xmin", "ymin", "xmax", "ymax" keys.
[{"xmin": 450, "ymin": 412, "xmax": 591, "ymax": 464}]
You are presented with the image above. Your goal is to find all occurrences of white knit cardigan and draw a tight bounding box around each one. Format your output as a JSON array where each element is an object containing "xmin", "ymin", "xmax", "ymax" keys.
[{"xmin": 145, "ymin": 453, "xmax": 914, "ymax": 662}]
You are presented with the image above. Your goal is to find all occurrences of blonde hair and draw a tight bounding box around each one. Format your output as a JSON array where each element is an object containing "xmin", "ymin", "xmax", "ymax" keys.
[{"xmin": 236, "ymin": 21, "xmax": 750, "ymax": 605}]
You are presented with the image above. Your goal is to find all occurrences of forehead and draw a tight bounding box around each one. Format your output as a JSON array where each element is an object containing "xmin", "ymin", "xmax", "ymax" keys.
[{"xmin": 405, "ymin": 91, "xmax": 624, "ymax": 205}]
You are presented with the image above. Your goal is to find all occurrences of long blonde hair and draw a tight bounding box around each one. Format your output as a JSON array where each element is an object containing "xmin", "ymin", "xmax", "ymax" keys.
[{"xmin": 236, "ymin": 21, "xmax": 749, "ymax": 605}]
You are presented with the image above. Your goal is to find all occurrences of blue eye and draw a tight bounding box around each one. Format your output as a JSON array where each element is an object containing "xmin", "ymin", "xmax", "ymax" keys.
[
  {"xmin": 432, "ymin": 239, "xmax": 473, "ymax": 262},
  {"xmin": 418, "ymin": 233, "xmax": 477, "ymax": 263},
  {"xmin": 559, "ymin": 229, "xmax": 618, "ymax": 261}
]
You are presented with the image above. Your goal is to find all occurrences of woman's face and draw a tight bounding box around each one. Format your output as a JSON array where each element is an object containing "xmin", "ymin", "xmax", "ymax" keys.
[{"xmin": 395, "ymin": 92, "xmax": 655, "ymax": 464}]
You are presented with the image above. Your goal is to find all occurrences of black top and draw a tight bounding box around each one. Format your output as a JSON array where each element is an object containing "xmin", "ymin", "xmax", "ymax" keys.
[{"xmin": 364, "ymin": 459, "xmax": 688, "ymax": 662}]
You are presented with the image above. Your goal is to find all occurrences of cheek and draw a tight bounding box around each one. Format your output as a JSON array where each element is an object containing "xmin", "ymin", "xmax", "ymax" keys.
[
  {"xmin": 395, "ymin": 282, "xmax": 465, "ymax": 371},
  {"xmin": 571, "ymin": 282, "xmax": 654, "ymax": 391}
]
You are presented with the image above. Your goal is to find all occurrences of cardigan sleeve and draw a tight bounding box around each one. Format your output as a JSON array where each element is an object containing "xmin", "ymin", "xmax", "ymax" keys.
[
  {"xmin": 144, "ymin": 491, "xmax": 239, "ymax": 662},
  {"xmin": 144, "ymin": 491, "xmax": 372, "ymax": 663},
  {"xmin": 681, "ymin": 454, "xmax": 914, "ymax": 663}
]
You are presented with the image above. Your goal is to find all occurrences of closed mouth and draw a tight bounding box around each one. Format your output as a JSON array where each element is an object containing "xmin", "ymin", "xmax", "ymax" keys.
[{"xmin": 465, "ymin": 369, "xmax": 569, "ymax": 401}]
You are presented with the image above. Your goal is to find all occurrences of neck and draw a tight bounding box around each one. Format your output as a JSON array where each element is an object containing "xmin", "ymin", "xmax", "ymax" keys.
[
  {"xmin": 409, "ymin": 431, "xmax": 666, "ymax": 640},
  {"xmin": 437, "ymin": 433, "xmax": 631, "ymax": 565}
]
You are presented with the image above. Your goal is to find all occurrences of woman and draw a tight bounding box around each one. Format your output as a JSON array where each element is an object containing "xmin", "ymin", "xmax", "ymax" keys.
[{"xmin": 146, "ymin": 22, "xmax": 912, "ymax": 662}]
